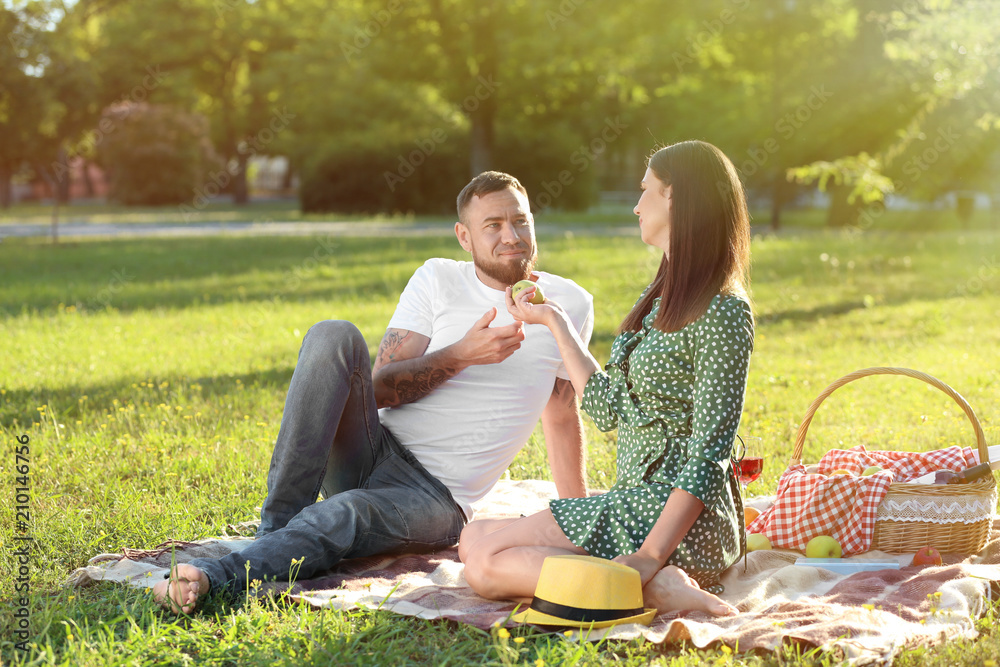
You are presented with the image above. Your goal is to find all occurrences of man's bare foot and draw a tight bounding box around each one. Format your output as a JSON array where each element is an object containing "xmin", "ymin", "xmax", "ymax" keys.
[
  {"xmin": 152, "ymin": 563, "xmax": 210, "ymax": 614},
  {"xmin": 642, "ymin": 565, "xmax": 738, "ymax": 617}
]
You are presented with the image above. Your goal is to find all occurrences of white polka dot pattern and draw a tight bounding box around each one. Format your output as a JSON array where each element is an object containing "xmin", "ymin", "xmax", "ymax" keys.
[{"xmin": 550, "ymin": 294, "xmax": 754, "ymax": 592}]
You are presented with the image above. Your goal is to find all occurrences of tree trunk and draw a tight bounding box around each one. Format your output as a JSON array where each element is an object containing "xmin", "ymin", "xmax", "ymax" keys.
[
  {"xmin": 81, "ymin": 159, "xmax": 96, "ymax": 198},
  {"xmin": 0, "ymin": 165, "xmax": 11, "ymax": 208},
  {"xmin": 34, "ymin": 160, "xmax": 60, "ymax": 242},
  {"xmin": 469, "ymin": 105, "xmax": 495, "ymax": 177},
  {"xmin": 770, "ymin": 174, "xmax": 782, "ymax": 231},
  {"xmin": 55, "ymin": 146, "xmax": 71, "ymax": 204},
  {"xmin": 51, "ymin": 201, "xmax": 59, "ymax": 244},
  {"xmin": 468, "ymin": 2, "xmax": 498, "ymax": 178},
  {"xmin": 232, "ymin": 153, "xmax": 249, "ymax": 205}
]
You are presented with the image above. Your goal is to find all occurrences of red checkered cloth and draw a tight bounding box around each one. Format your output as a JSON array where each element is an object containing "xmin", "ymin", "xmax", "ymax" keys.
[{"xmin": 747, "ymin": 445, "xmax": 978, "ymax": 555}]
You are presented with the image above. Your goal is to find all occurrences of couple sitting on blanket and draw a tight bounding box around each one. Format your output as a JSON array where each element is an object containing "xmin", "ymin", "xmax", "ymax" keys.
[{"xmin": 155, "ymin": 140, "xmax": 752, "ymax": 619}]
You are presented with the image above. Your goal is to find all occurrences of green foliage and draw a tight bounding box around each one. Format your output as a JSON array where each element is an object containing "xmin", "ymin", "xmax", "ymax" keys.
[
  {"xmin": 96, "ymin": 103, "xmax": 222, "ymax": 206},
  {"xmin": 792, "ymin": 0, "xmax": 1000, "ymax": 211},
  {"xmin": 788, "ymin": 153, "xmax": 896, "ymax": 204},
  {"xmin": 300, "ymin": 143, "xmax": 468, "ymax": 215},
  {"xmin": 4, "ymin": 0, "xmax": 1000, "ymax": 222}
]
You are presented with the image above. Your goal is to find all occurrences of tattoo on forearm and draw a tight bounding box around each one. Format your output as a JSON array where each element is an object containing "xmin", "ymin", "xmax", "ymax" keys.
[
  {"xmin": 382, "ymin": 367, "xmax": 454, "ymax": 406},
  {"xmin": 376, "ymin": 330, "xmax": 409, "ymax": 366}
]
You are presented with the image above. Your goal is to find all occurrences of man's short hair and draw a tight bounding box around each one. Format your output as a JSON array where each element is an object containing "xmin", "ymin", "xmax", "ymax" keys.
[{"xmin": 456, "ymin": 171, "xmax": 529, "ymax": 224}]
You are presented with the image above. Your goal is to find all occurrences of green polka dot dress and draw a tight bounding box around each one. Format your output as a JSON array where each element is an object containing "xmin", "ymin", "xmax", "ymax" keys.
[{"xmin": 550, "ymin": 293, "xmax": 754, "ymax": 593}]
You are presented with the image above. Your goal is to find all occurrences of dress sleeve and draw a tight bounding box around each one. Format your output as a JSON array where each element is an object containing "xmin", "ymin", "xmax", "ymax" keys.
[
  {"xmin": 581, "ymin": 369, "xmax": 618, "ymax": 432},
  {"xmin": 672, "ymin": 296, "xmax": 754, "ymax": 506}
]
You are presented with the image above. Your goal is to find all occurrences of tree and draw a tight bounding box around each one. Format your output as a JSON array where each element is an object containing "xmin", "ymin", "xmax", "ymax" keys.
[
  {"xmin": 0, "ymin": 6, "xmax": 40, "ymax": 207},
  {"xmin": 97, "ymin": 103, "xmax": 221, "ymax": 205},
  {"xmin": 0, "ymin": 1, "xmax": 100, "ymax": 241},
  {"xmin": 86, "ymin": 0, "xmax": 298, "ymax": 205},
  {"xmin": 789, "ymin": 0, "xmax": 1000, "ymax": 222},
  {"xmin": 319, "ymin": 0, "xmax": 647, "ymax": 193}
]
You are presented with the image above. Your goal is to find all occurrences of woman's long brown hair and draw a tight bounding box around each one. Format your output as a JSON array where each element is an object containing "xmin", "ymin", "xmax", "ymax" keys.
[{"xmin": 619, "ymin": 141, "xmax": 751, "ymax": 334}]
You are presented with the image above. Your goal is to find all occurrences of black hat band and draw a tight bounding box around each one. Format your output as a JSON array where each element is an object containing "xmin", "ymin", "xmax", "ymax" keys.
[{"xmin": 529, "ymin": 596, "xmax": 644, "ymax": 623}]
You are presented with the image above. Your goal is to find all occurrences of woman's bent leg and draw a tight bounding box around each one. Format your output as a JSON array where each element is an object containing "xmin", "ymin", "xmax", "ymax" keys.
[
  {"xmin": 457, "ymin": 518, "xmax": 518, "ymax": 563},
  {"xmin": 462, "ymin": 510, "xmax": 586, "ymax": 601}
]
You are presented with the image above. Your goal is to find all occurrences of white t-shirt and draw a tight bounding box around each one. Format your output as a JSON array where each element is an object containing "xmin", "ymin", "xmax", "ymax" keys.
[{"xmin": 378, "ymin": 258, "xmax": 594, "ymax": 518}]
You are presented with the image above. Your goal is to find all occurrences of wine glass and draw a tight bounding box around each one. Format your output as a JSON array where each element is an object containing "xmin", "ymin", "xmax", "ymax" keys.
[
  {"xmin": 734, "ymin": 435, "xmax": 764, "ymax": 571},
  {"xmin": 736, "ymin": 436, "xmax": 764, "ymax": 490}
]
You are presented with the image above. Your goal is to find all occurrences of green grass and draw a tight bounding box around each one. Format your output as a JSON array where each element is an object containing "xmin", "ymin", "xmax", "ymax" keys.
[{"xmin": 1, "ymin": 225, "xmax": 999, "ymax": 665}]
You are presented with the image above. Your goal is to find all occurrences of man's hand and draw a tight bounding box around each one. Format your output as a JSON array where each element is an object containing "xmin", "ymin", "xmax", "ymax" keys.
[
  {"xmin": 372, "ymin": 308, "xmax": 524, "ymax": 409},
  {"xmin": 452, "ymin": 307, "xmax": 525, "ymax": 366}
]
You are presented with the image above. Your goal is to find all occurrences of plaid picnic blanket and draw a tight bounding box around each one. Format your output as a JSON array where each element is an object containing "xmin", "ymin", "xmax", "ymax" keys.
[
  {"xmin": 69, "ymin": 478, "xmax": 1000, "ymax": 666},
  {"xmin": 747, "ymin": 446, "xmax": 979, "ymax": 555}
]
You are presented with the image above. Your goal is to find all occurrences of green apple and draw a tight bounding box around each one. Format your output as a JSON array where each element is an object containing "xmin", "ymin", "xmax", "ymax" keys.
[
  {"xmin": 746, "ymin": 533, "xmax": 772, "ymax": 552},
  {"xmin": 511, "ymin": 280, "xmax": 544, "ymax": 305},
  {"xmin": 805, "ymin": 535, "xmax": 842, "ymax": 558},
  {"xmin": 862, "ymin": 465, "xmax": 883, "ymax": 476}
]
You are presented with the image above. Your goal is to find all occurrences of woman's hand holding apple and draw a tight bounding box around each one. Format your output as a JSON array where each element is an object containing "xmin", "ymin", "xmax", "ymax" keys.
[{"xmin": 505, "ymin": 282, "xmax": 564, "ymax": 328}]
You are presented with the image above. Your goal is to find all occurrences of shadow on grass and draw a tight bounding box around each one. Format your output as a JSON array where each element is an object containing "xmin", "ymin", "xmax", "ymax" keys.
[
  {"xmin": 0, "ymin": 366, "xmax": 295, "ymax": 430},
  {"xmin": 756, "ymin": 299, "xmax": 877, "ymax": 326},
  {"xmin": 0, "ymin": 235, "xmax": 460, "ymax": 317}
]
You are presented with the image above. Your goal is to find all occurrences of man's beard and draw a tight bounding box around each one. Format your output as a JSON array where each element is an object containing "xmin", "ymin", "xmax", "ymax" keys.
[{"xmin": 473, "ymin": 247, "xmax": 538, "ymax": 286}]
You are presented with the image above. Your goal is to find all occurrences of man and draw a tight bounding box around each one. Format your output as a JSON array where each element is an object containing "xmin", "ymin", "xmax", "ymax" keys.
[{"xmin": 154, "ymin": 171, "xmax": 594, "ymax": 613}]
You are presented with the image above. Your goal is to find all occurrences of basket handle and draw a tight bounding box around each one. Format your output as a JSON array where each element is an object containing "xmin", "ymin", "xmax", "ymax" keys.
[{"xmin": 789, "ymin": 367, "xmax": 987, "ymax": 467}]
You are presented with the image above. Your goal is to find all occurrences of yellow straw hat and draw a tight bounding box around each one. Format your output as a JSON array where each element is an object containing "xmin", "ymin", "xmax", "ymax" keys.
[{"xmin": 512, "ymin": 555, "xmax": 657, "ymax": 628}]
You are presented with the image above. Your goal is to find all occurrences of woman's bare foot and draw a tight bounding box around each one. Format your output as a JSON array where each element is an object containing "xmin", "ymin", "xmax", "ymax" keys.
[
  {"xmin": 152, "ymin": 563, "xmax": 209, "ymax": 614},
  {"xmin": 642, "ymin": 565, "xmax": 738, "ymax": 617}
]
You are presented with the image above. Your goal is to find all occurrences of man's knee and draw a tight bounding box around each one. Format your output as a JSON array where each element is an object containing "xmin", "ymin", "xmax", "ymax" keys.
[
  {"xmin": 302, "ymin": 320, "xmax": 366, "ymax": 359},
  {"xmin": 305, "ymin": 320, "xmax": 363, "ymax": 345}
]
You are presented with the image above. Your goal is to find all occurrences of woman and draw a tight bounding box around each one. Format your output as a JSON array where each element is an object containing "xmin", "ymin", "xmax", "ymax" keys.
[{"xmin": 459, "ymin": 140, "xmax": 753, "ymax": 616}]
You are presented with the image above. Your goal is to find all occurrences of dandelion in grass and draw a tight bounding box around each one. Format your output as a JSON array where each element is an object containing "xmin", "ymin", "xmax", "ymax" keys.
[{"xmin": 497, "ymin": 628, "xmax": 510, "ymax": 639}]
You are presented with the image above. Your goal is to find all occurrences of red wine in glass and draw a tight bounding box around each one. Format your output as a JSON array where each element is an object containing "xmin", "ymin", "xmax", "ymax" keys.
[{"xmin": 738, "ymin": 457, "xmax": 764, "ymax": 485}]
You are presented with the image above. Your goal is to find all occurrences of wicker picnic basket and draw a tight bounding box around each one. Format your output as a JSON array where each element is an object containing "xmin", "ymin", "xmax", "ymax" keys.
[{"xmin": 789, "ymin": 367, "xmax": 996, "ymax": 555}]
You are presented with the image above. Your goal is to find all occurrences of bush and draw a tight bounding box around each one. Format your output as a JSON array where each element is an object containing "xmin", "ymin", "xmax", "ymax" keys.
[
  {"xmin": 300, "ymin": 142, "xmax": 468, "ymax": 216},
  {"xmin": 97, "ymin": 103, "xmax": 222, "ymax": 206},
  {"xmin": 299, "ymin": 121, "xmax": 601, "ymax": 215},
  {"xmin": 492, "ymin": 126, "xmax": 598, "ymax": 212}
]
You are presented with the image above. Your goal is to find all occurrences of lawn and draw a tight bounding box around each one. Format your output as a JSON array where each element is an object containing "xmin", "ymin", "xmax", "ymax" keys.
[{"xmin": 1, "ymin": 223, "xmax": 998, "ymax": 665}]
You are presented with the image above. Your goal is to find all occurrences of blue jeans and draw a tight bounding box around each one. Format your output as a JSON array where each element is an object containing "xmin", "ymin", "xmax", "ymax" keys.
[{"xmin": 188, "ymin": 321, "xmax": 466, "ymax": 593}]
